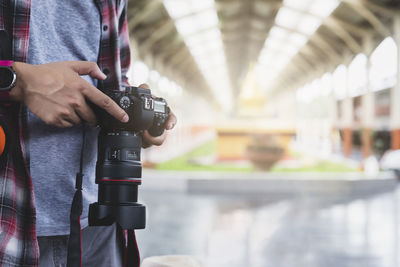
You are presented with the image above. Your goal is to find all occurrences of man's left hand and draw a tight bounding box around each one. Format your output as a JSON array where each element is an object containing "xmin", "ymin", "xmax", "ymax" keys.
[{"xmin": 138, "ymin": 83, "xmax": 177, "ymax": 148}]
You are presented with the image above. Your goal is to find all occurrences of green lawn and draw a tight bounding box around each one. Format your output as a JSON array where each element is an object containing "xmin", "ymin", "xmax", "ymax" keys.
[
  {"xmin": 270, "ymin": 161, "xmax": 359, "ymax": 172},
  {"xmin": 156, "ymin": 140, "xmax": 358, "ymax": 173},
  {"xmin": 156, "ymin": 140, "xmax": 254, "ymax": 172}
]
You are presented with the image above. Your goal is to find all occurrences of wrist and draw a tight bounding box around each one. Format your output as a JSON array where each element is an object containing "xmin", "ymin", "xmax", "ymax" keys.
[{"xmin": 10, "ymin": 62, "xmax": 27, "ymax": 102}]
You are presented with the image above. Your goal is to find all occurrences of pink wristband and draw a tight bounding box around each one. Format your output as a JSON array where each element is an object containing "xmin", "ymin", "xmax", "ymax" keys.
[{"xmin": 0, "ymin": 60, "xmax": 13, "ymax": 66}]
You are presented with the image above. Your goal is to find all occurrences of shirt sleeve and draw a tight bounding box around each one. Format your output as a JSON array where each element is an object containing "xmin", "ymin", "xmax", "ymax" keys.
[{"xmin": 118, "ymin": 0, "xmax": 131, "ymax": 87}]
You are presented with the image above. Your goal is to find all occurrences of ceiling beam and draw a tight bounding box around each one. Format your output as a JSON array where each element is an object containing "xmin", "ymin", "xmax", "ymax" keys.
[
  {"xmin": 166, "ymin": 48, "xmax": 193, "ymax": 70},
  {"xmin": 127, "ymin": 0, "xmax": 163, "ymax": 30},
  {"xmin": 291, "ymin": 56, "xmax": 312, "ymax": 74},
  {"xmin": 139, "ymin": 20, "xmax": 175, "ymax": 51},
  {"xmin": 296, "ymin": 52, "xmax": 319, "ymax": 70},
  {"xmin": 342, "ymin": 0, "xmax": 391, "ymax": 37},
  {"xmin": 360, "ymin": 0, "xmax": 399, "ymax": 16},
  {"xmin": 276, "ymin": 24, "xmax": 341, "ymax": 62},
  {"xmin": 311, "ymin": 34, "xmax": 343, "ymax": 62},
  {"xmin": 156, "ymin": 36, "xmax": 183, "ymax": 59},
  {"xmin": 172, "ymin": 7, "xmax": 214, "ymax": 21},
  {"xmin": 301, "ymin": 44, "xmax": 326, "ymax": 62},
  {"xmin": 323, "ymin": 17, "xmax": 363, "ymax": 54},
  {"xmin": 330, "ymin": 16, "xmax": 371, "ymax": 37}
]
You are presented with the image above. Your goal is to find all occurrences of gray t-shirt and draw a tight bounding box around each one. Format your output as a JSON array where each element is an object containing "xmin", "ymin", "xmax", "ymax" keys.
[{"xmin": 27, "ymin": 0, "xmax": 101, "ymax": 236}]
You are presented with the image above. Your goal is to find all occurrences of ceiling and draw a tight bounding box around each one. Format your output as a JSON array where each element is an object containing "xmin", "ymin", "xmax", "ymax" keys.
[{"xmin": 127, "ymin": 0, "xmax": 400, "ymax": 113}]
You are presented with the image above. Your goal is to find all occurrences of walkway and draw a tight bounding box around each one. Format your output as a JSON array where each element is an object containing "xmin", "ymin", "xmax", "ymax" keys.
[{"xmin": 137, "ymin": 184, "xmax": 400, "ymax": 267}]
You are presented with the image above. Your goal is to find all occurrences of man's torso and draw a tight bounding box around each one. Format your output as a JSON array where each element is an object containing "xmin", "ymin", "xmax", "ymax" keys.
[{"xmin": 27, "ymin": 0, "xmax": 101, "ymax": 236}]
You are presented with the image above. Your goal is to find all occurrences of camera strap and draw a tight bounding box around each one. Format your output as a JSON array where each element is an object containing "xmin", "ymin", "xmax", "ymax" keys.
[
  {"xmin": 67, "ymin": 125, "xmax": 85, "ymax": 267},
  {"xmin": 0, "ymin": 30, "xmax": 12, "ymax": 60},
  {"xmin": 66, "ymin": 125, "xmax": 141, "ymax": 267},
  {"xmin": 125, "ymin": 230, "xmax": 141, "ymax": 266}
]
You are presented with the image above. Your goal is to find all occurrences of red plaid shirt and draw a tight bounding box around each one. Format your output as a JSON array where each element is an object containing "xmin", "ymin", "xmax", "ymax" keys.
[{"xmin": 0, "ymin": 0, "xmax": 131, "ymax": 265}]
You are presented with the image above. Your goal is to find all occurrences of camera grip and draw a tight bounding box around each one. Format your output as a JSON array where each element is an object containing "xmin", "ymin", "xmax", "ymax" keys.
[{"xmin": 148, "ymin": 117, "xmax": 166, "ymax": 137}]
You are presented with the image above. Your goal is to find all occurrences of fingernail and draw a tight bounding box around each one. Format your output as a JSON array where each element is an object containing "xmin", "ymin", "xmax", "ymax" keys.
[
  {"xmin": 167, "ymin": 123, "xmax": 174, "ymax": 130},
  {"xmin": 122, "ymin": 114, "xmax": 129, "ymax": 122}
]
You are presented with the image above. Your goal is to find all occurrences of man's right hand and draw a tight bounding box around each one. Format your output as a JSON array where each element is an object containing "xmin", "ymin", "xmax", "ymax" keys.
[{"xmin": 10, "ymin": 61, "xmax": 129, "ymax": 128}]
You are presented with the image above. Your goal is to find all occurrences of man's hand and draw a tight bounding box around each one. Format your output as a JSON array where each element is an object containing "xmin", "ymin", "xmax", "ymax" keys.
[
  {"xmin": 139, "ymin": 84, "xmax": 177, "ymax": 148},
  {"xmin": 10, "ymin": 61, "xmax": 129, "ymax": 128}
]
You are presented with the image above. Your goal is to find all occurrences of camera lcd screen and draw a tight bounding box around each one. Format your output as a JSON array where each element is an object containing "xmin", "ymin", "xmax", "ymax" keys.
[{"xmin": 154, "ymin": 101, "xmax": 165, "ymax": 113}]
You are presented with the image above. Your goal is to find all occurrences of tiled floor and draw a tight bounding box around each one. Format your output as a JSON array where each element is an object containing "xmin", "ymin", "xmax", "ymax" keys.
[{"xmin": 136, "ymin": 185, "xmax": 400, "ymax": 267}]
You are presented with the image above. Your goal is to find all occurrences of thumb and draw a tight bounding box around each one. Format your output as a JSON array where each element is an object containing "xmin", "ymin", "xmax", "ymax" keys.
[
  {"xmin": 138, "ymin": 83, "xmax": 150, "ymax": 89},
  {"xmin": 69, "ymin": 61, "xmax": 107, "ymax": 80}
]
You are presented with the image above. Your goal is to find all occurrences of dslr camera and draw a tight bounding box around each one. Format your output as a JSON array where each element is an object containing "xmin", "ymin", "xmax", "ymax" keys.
[{"xmin": 89, "ymin": 86, "xmax": 169, "ymax": 229}]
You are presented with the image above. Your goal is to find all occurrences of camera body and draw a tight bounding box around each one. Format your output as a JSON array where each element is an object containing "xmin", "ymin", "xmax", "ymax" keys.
[
  {"xmin": 89, "ymin": 86, "xmax": 169, "ymax": 229},
  {"xmin": 101, "ymin": 86, "xmax": 169, "ymax": 135}
]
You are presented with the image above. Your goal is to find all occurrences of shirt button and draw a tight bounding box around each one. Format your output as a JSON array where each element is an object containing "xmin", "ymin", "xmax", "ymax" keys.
[{"xmin": 103, "ymin": 25, "xmax": 108, "ymax": 31}]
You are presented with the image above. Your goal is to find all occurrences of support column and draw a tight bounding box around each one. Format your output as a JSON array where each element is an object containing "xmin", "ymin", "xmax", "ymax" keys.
[
  {"xmin": 329, "ymin": 88, "xmax": 339, "ymax": 154},
  {"xmin": 339, "ymin": 63, "xmax": 354, "ymax": 157},
  {"xmin": 342, "ymin": 97, "xmax": 353, "ymax": 157},
  {"xmin": 391, "ymin": 15, "xmax": 400, "ymax": 150},
  {"xmin": 362, "ymin": 38, "xmax": 375, "ymax": 158}
]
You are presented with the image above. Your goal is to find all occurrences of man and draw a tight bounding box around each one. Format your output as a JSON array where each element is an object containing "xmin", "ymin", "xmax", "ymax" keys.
[{"xmin": 0, "ymin": 0, "xmax": 177, "ymax": 266}]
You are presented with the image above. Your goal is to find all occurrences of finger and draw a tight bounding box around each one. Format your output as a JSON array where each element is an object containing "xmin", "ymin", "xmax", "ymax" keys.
[
  {"xmin": 62, "ymin": 107, "xmax": 81, "ymax": 125},
  {"xmin": 69, "ymin": 61, "xmax": 107, "ymax": 80},
  {"xmin": 138, "ymin": 83, "xmax": 149, "ymax": 89},
  {"xmin": 142, "ymin": 139, "xmax": 152, "ymax": 149},
  {"xmin": 166, "ymin": 111, "xmax": 177, "ymax": 130},
  {"xmin": 75, "ymin": 101, "xmax": 97, "ymax": 126},
  {"xmin": 143, "ymin": 130, "xmax": 166, "ymax": 146},
  {"xmin": 57, "ymin": 118, "xmax": 74, "ymax": 128},
  {"xmin": 138, "ymin": 83, "xmax": 176, "ymax": 130},
  {"xmin": 81, "ymin": 80, "xmax": 129, "ymax": 123}
]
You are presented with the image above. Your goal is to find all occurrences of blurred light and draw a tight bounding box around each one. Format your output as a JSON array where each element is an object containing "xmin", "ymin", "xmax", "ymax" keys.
[
  {"xmin": 268, "ymin": 25, "xmax": 290, "ymax": 40},
  {"xmin": 185, "ymin": 28, "xmax": 221, "ymax": 48},
  {"xmin": 254, "ymin": 0, "xmax": 339, "ymax": 90},
  {"xmin": 310, "ymin": 79, "xmax": 321, "ymax": 99},
  {"xmin": 309, "ymin": 0, "xmax": 340, "ymax": 17},
  {"xmin": 333, "ymin": 65, "xmax": 347, "ymax": 99},
  {"xmin": 297, "ymin": 15, "xmax": 322, "ymax": 35},
  {"xmin": 321, "ymin": 73, "xmax": 333, "ymax": 96},
  {"xmin": 163, "ymin": 0, "xmax": 214, "ymax": 19},
  {"xmin": 275, "ymin": 7, "xmax": 302, "ymax": 29},
  {"xmin": 155, "ymin": 76, "xmax": 184, "ymax": 97},
  {"xmin": 284, "ymin": 0, "xmax": 339, "ymax": 18},
  {"xmin": 149, "ymin": 70, "xmax": 161, "ymax": 83},
  {"xmin": 175, "ymin": 10, "xmax": 218, "ymax": 36},
  {"xmin": 283, "ymin": 0, "xmax": 314, "ymax": 10},
  {"xmin": 131, "ymin": 61, "xmax": 149, "ymax": 84},
  {"xmin": 348, "ymin": 53, "xmax": 367, "ymax": 97},
  {"xmin": 370, "ymin": 37, "xmax": 398, "ymax": 91},
  {"xmin": 287, "ymin": 33, "xmax": 307, "ymax": 47},
  {"xmin": 158, "ymin": 76, "xmax": 171, "ymax": 95},
  {"xmin": 164, "ymin": 0, "xmax": 232, "ymax": 111}
]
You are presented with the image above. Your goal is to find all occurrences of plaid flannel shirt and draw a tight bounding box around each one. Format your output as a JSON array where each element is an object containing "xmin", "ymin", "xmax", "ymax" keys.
[{"xmin": 0, "ymin": 0, "xmax": 131, "ymax": 265}]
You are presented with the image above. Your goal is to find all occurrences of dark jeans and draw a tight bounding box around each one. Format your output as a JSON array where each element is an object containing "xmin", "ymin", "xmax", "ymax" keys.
[{"xmin": 37, "ymin": 225, "xmax": 124, "ymax": 267}]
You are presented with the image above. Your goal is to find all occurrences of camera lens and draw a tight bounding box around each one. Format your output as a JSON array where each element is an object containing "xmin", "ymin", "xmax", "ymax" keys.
[{"xmin": 89, "ymin": 130, "xmax": 146, "ymax": 229}]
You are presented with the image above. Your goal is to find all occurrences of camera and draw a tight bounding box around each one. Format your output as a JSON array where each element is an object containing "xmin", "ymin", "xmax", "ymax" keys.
[{"xmin": 89, "ymin": 86, "xmax": 169, "ymax": 229}]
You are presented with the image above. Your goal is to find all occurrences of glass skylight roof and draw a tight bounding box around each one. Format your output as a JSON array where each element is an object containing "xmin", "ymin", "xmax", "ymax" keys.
[
  {"xmin": 284, "ymin": 0, "xmax": 314, "ymax": 11},
  {"xmin": 256, "ymin": 0, "xmax": 339, "ymax": 91},
  {"xmin": 164, "ymin": 0, "xmax": 232, "ymax": 111},
  {"xmin": 163, "ymin": 0, "xmax": 214, "ymax": 18},
  {"xmin": 163, "ymin": 0, "xmax": 341, "ymax": 107},
  {"xmin": 275, "ymin": 8, "xmax": 303, "ymax": 29}
]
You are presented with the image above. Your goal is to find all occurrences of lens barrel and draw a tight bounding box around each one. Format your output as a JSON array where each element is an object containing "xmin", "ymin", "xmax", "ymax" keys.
[{"xmin": 89, "ymin": 131, "xmax": 146, "ymax": 229}]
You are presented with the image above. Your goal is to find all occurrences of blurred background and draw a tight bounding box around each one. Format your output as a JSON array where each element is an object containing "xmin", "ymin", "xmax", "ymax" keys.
[{"xmin": 125, "ymin": 0, "xmax": 400, "ymax": 266}]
